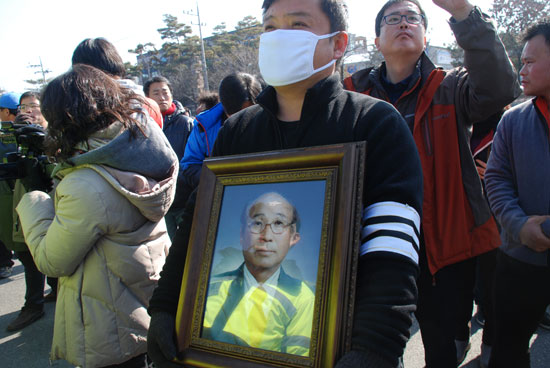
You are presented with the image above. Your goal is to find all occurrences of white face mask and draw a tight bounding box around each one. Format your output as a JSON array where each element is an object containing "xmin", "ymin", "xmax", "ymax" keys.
[{"xmin": 259, "ymin": 29, "xmax": 340, "ymax": 87}]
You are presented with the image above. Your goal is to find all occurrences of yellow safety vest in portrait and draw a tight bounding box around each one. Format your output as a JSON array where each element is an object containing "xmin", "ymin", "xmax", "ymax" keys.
[{"xmin": 203, "ymin": 265, "xmax": 314, "ymax": 357}]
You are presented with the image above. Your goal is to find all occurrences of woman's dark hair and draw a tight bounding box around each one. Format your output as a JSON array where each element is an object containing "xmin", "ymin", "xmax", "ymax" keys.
[
  {"xmin": 71, "ymin": 38, "xmax": 126, "ymax": 78},
  {"xmin": 41, "ymin": 64, "xmax": 145, "ymax": 160},
  {"xmin": 197, "ymin": 91, "xmax": 220, "ymax": 111},
  {"xmin": 219, "ymin": 73, "xmax": 262, "ymax": 115}
]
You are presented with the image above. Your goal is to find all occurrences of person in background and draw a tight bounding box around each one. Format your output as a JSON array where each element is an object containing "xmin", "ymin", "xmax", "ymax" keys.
[
  {"xmin": 143, "ymin": 76, "xmax": 194, "ymax": 239},
  {"xmin": 343, "ymin": 0, "xmax": 520, "ymax": 366},
  {"xmin": 484, "ymin": 20, "xmax": 550, "ymax": 368},
  {"xmin": 181, "ymin": 106, "xmax": 192, "ymax": 117},
  {"xmin": 0, "ymin": 92, "xmax": 20, "ymax": 279},
  {"xmin": 147, "ymin": 1, "xmax": 423, "ymax": 367},
  {"xmin": 456, "ymin": 108, "xmax": 504, "ymax": 368},
  {"xmin": 71, "ymin": 37, "xmax": 163, "ymax": 129},
  {"xmin": 195, "ymin": 91, "xmax": 220, "ymax": 115},
  {"xmin": 17, "ymin": 92, "xmax": 59, "ymax": 303},
  {"xmin": 143, "ymin": 76, "xmax": 194, "ymax": 161},
  {"xmin": 170, "ymin": 72, "xmax": 262, "ymax": 233},
  {"xmin": 2, "ymin": 91, "xmax": 58, "ymax": 332},
  {"xmin": 178, "ymin": 73, "xmax": 262, "ymax": 194},
  {"xmin": 0, "ymin": 92, "xmax": 19, "ymax": 122},
  {"xmin": 17, "ymin": 92, "xmax": 48, "ymax": 128},
  {"xmin": 16, "ymin": 64, "xmax": 178, "ymax": 368}
]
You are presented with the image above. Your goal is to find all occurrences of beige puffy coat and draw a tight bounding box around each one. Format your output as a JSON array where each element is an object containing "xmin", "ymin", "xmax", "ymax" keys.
[{"xmin": 16, "ymin": 116, "xmax": 178, "ymax": 367}]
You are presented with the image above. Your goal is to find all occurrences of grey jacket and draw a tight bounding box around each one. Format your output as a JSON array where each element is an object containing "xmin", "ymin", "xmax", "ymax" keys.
[{"xmin": 486, "ymin": 98, "xmax": 550, "ymax": 266}]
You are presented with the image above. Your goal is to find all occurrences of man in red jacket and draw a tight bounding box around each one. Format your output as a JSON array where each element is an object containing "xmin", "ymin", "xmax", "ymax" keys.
[{"xmin": 343, "ymin": 0, "xmax": 520, "ymax": 366}]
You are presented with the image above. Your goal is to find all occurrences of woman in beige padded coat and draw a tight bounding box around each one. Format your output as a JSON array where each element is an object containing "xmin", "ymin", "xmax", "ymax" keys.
[{"xmin": 15, "ymin": 64, "xmax": 178, "ymax": 368}]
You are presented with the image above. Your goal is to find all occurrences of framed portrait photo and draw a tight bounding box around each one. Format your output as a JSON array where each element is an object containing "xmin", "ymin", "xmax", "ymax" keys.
[{"xmin": 175, "ymin": 142, "xmax": 366, "ymax": 367}]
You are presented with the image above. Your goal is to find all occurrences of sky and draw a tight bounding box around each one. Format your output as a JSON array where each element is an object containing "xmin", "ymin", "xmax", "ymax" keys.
[{"xmin": 0, "ymin": 0, "xmax": 494, "ymax": 93}]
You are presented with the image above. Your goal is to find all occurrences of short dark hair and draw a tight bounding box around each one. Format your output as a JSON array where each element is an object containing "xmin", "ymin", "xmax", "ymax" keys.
[
  {"xmin": 219, "ymin": 73, "xmax": 262, "ymax": 115},
  {"xmin": 71, "ymin": 38, "xmax": 126, "ymax": 78},
  {"xmin": 523, "ymin": 20, "xmax": 550, "ymax": 47},
  {"xmin": 262, "ymin": 0, "xmax": 348, "ymax": 33},
  {"xmin": 375, "ymin": 0, "xmax": 427, "ymax": 37},
  {"xmin": 197, "ymin": 92, "xmax": 220, "ymax": 111},
  {"xmin": 41, "ymin": 64, "xmax": 145, "ymax": 160},
  {"xmin": 143, "ymin": 76, "xmax": 173, "ymax": 97},
  {"xmin": 19, "ymin": 91, "xmax": 41, "ymax": 104}
]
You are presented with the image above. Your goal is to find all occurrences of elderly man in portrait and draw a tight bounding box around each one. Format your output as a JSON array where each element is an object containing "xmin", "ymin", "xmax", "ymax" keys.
[{"xmin": 202, "ymin": 192, "xmax": 314, "ymax": 357}]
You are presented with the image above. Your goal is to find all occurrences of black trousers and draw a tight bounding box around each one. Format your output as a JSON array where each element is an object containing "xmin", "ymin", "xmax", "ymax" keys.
[
  {"xmin": 15, "ymin": 250, "xmax": 45, "ymax": 309},
  {"xmin": 0, "ymin": 240, "xmax": 14, "ymax": 268},
  {"xmin": 477, "ymin": 248, "xmax": 497, "ymax": 346},
  {"xmin": 489, "ymin": 250, "xmax": 550, "ymax": 368},
  {"xmin": 102, "ymin": 353, "xmax": 149, "ymax": 368},
  {"xmin": 415, "ymin": 245, "xmax": 476, "ymax": 368},
  {"xmin": 454, "ymin": 248, "xmax": 498, "ymax": 345}
]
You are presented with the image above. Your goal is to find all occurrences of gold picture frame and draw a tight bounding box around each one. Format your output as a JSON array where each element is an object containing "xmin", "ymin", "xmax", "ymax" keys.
[{"xmin": 175, "ymin": 142, "xmax": 366, "ymax": 367}]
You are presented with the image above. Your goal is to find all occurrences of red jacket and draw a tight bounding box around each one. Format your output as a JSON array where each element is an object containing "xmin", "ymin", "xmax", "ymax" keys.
[{"xmin": 343, "ymin": 8, "xmax": 520, "ymax": 273}]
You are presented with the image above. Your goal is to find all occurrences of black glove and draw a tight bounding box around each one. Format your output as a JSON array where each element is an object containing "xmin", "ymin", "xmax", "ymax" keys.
[
  {"xmin": 14, "ymin": 113, "xmax": 33, "ymax": 125},
  {"xmin": 335, "ymin": 349, "xmax": 396, "ymax": 368},
  {"xmin": 19, "ymin": 157, "xmax": 53, "ymax": 192},
  {"xmin": 147, "ymin": 311, "xmax": 182, "ymax": 367},
  {"xmin": 541, "ymin": 218, "xmax": 550, "ymax": 238}
]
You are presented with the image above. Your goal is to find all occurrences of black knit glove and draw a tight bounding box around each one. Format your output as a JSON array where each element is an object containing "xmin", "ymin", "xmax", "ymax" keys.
[
  {"xmin": 335, "ymin": 349, "xmax": 398, "ymax": 368},
  {"xmin": 147, "ymin": 311, "xmax": 181, "ymax": 367},
  {"xmin": 19, "ymin": 157, "xmax": 53, "ymax": 192}
]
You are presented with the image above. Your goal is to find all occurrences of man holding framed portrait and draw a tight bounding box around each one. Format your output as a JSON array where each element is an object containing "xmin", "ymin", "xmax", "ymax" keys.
[
  {"xmin": 148, "ymin": 0, "xmax": 423, "ymax": 367},
  {"xmin": 203, "ymin": 192, "xmax": 314, "ymax": 356}
]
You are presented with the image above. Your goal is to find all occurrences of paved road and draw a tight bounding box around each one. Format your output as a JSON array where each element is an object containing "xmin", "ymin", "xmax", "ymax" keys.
[
  {"xmin": 0, "ymin": 260, "xmax": 71, "ymax": 368},
  {"xmin": 404, "ymin": 306, "xmax": 550, "ymax": 368},
  {"xmin": 0, "ymin": 259, "xmax": 548, "ymax": 367}
]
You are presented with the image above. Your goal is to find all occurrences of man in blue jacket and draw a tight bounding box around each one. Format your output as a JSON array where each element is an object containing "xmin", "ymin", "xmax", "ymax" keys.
[
  {"xmin": 173, "ymin": 73, "xmax": 262, "ymax": 209},
  {"xmin": 485, "ymin": 20, "xmax": 550, "ymax": 368},
  {"xmin": 144, "ymin": 76, "xmax": 194, "ymax": 238}
]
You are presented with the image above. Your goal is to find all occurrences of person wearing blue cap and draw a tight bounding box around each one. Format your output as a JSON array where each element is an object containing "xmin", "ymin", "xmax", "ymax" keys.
[
  {"xmin": 0, "ymin": 92, "xmax": 21, "ymax": 279},
  {"xmin": 0, "ymin": 92, "xmax": 21, "ymax": 122}
]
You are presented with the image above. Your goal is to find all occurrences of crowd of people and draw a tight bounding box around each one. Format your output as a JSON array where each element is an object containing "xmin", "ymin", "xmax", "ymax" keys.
[{"xmin": 0, "ymin": 0, "xmax": 549, "ymax": 367}]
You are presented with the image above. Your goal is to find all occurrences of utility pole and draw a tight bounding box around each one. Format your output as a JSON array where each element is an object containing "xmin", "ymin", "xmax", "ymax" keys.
[
  {"xmin": 184, "ymin": 1, "xmax": 209, "ymax": 91},
  {"xmin": 27, "ymin": 56, "xmax": 51, "ymax": 90},
  {"xmin": 29, "ymin": 57, "xmax": 50, "ymax": 84}
]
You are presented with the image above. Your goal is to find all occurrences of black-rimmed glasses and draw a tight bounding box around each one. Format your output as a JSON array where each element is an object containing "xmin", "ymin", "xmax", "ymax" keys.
[
  {"xmin": 382, "ymin": 13, "xmax": 424, "ymax": 26},
  {"xmin": 247, "ymin": 219, "xmax": 294, "ymax": 234},
  {"xmin": 18, "ymin": 103, "xmax": 41, "ymax": 112}
]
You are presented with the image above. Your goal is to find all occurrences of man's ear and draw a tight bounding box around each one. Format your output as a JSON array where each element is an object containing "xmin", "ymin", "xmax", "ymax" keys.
[
  {"xmin": 333, "ymin": 31, "xmax": 349, "ymax": 60},
  {"xmin": 289, "ymin": 232, "xmax": 301, "ymax": 248},
  {"xmin": 375, "ymin": 37, "xmax": 381, "ymax": 51}
]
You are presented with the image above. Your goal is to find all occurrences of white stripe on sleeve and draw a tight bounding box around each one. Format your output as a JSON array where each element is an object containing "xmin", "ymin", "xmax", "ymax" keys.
[{"xmin": 360, "ymin": 201, "xmax": 421, "ymax": 264}]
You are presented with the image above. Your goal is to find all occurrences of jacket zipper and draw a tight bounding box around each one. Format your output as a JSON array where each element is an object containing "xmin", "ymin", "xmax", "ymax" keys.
[{"xmin": 422, "ymin": 115, "xmax": 433, "ymax": 156}]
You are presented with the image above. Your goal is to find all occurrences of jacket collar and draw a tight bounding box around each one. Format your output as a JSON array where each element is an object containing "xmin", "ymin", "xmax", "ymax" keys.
[
  {"xmin": 54, "ymin": 113, "xmax": 177, "ymax": 182},
  {"xmin": 222, "ymin": 263, "xmax": 303, "ymax": 296},
  {"xmin": 257, "ymin": 74, "xmax": 344, "ymax": 122},
  {"xmin": 352, "ymin": 51, "xmax": 437, "ymax": 97},
  {"xmin": 194, "ymin": 102, "xmax": 225, "ymax": 129},
  {"xmin": 534, "ymin": 96, "xmax": 550, "ymax": 136},
  {"xmin": 163, "ymin": 100, "xmax": 185, "ymax": 125}
]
